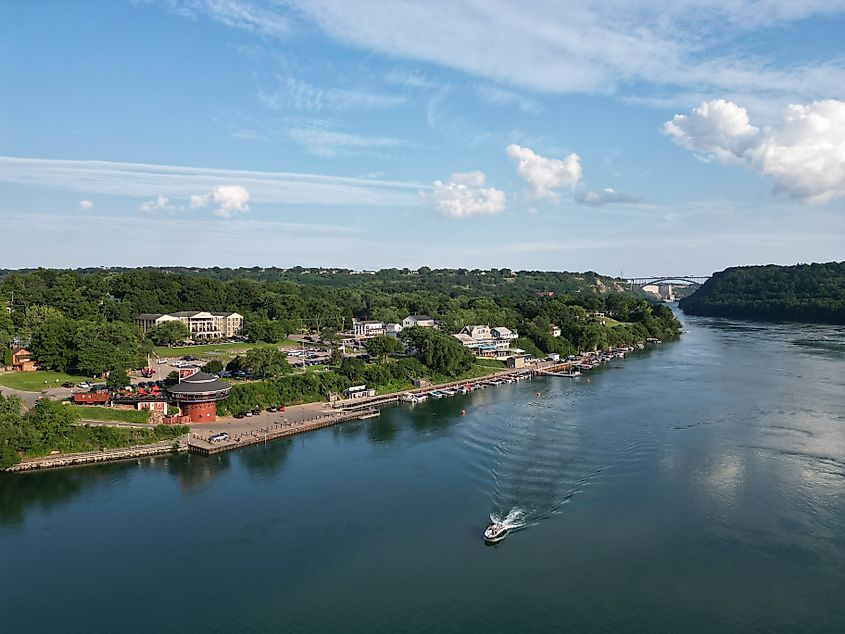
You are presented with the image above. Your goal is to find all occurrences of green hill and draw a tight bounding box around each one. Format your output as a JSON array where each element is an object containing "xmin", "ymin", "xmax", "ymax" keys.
[{"xmin": 679, "ymin": 262, "xmax": 845, "ymax": 323}]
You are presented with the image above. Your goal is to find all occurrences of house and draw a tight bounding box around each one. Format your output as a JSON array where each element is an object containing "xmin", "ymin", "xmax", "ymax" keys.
[
  {"xmin": 549, "ymin": 324, "xmax": 562, "ymax": 337},
  {"xmin": 11, "ymin": 347, "xmax": 37, "ymax": 372},
  {"xmin": 491, "ymin": 327, "xmax": 517, "ymax": 342},
  {"xmin": 402, "ymin": 314, "xmax": 436, "ymax": 328},
  {"xmin": 536, "ymin": 291, "xmax": 555, "ymax": 297},
  {"xmin": 344, "ymin": 384, "xmax": 376, "ymax": 399},
  {"xmin": 453, "ymin": 325, "xmax": 518, "ymax": 358},
  {"xmin": 352, "ymin": 320, "xmax": 385, "ymax": 338},
  {"xmin": 506, "ymin": 356, "xmax": 527, "ymax": 369},
  {"xmin": 134, "ymin": 311, "xmax": 244, "ymax": 339},
  {"xmin": 385, "ymin": 323, "xmax": 403, "ymax": 337}
]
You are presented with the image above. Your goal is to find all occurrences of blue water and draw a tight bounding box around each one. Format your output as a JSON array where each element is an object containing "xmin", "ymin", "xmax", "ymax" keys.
[{"xmin": 2, "ymin": 311, "xmax": 845, "ymax": 632}]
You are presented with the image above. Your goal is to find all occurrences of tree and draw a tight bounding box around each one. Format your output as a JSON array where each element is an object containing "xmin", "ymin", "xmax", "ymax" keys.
[
  {"xmin": 329, "ymin": 346, "xmax": 343, "ymax": 366},
  {"xmin": 0, "ymin": 394, "xmax": 28, "ymax": 468},
  {"xmin": 202, "ymin": 359, "xmax": 224, "ymax": 374},
  {"xmin": 402, "ymin": 327, "xmax": 474, "ymax": 377},
  {"xmin": 242, "ymin": 348, "xmax": 291, "ymax": 379},
  {"xmin": 107, "ymin": 367, "xmax": 130, "ymax": 389},
  {"xmin": 146, "ymin": 320, "xmax": 190, "ymax": 345},
  {"xmin": 27, "ymin": 397, "xmax": 80, "ymax": 449},
  {"xmin": 364, "ymin": 335, "xmax": 401, "ymax": 362},
  {"xmin": 30, "ymin": 315, "xmax": 76, "ymax": 371}
]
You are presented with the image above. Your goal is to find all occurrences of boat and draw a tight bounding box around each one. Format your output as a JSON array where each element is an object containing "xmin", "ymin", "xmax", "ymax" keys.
[{"xmin": 484, "ymin": 522, "xmax": 510, "ymax": 543}]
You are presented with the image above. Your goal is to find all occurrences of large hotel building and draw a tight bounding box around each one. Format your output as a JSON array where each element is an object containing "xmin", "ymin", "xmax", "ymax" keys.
[{"xmin": 134, "ymin": 311, "xmax": 244, "ymax": 339}]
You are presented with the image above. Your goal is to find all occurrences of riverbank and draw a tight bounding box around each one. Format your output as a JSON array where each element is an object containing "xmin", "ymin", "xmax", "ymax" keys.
[{"xmin": 6, "ymin": 437, "xmax": 188, "ymax": 472}]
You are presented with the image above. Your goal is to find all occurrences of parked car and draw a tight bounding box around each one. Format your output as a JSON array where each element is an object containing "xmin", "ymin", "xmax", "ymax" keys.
[
  {"xmin": 78, "ymin": 382, "xmax": 92, "ymax": 389},
  {"xmin": 61, "ymin": 381, "xmax": 75, "ymax": 388},
  {"xmin": 234, "ymin": 412, "xmax": 246, "ymax": 419},
  {"xmin": 245, "ymin": 411, "xmax": 253, "ymax": 417},
  {"xmin": 267, "ymin": 406, "xmax": 277, "ymax": 412},
  {"xmin": 251, "ymin": 408, "xmax": 261, "ymax": 416}
]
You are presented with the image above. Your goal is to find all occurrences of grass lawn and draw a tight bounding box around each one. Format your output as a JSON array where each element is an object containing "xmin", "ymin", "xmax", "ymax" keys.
[
  {"xmin": 153, "ymin": 339, "xmax": 300, "ymax": 360},
  {"xmin": 72, "ymin": 406, "xmax": 151, "ymax": 424},
  {"xmin": 0, "ymin": 370, "xmax": 97, "ymax": 392}
]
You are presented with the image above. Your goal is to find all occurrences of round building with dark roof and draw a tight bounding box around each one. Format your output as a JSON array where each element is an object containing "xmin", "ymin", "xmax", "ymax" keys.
[{"xmin": 167, "ymin": 371, "xmax": 231, "ymax": 423}]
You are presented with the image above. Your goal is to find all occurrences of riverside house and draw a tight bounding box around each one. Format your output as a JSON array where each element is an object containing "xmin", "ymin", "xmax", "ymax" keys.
[{"xmin": 453, "ymin": 325, "xmax": 519, "ymax": 358}]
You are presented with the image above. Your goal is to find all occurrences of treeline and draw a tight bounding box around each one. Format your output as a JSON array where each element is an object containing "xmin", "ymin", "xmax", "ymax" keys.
[
  {"xmin": 679, "ymin": 262, "xmax": 845, "ymax": 323},
  {"xmin": 0, "ymin": 267, "xmax": 679, "ymax": 377},
  {"xmin": 0, "ymin": 394, "xmax": 187, "ymax": 468}
]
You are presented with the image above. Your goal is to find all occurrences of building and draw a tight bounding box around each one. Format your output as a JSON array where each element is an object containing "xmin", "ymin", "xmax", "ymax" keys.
[
  {"xmin": 166, "ymin": 371, "xmax": 232, "ymax": 423},
  {"xmin": 506, "ymin": 356, "xmax": 527, "ymax": 369},
  {"xmin": 549, "ymin": 324, "xmax": 562, "ymax": 337},
  {"xmin": 385, "ymin": 323, "xmax": 403, "ymax": 337},
  {"xmin": 11, "ymin": 347, "xmax": 37, "ymax": 372},
  {"xmin": 453, "ymin": 325, "xmax": 518, "ymax": 358},
  {"xmin": 402, "ymin": 314, "xmax": 436, "ymax": 328},
  {"xmin": 344, "ymin": 384, "xmax": 376, "ymax": 399},
  {"xmin": 134, "ymin": 311, "xmax": 244, "ymax": 340},
  {"xmin": 352, "ymin": 320, "xmax": 385, "ymax": 338}
]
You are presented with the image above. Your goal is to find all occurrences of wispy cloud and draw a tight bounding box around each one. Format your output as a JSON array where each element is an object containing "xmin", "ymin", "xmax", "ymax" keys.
[
  {"xmin": 0, "ymin": 156, "xmax": 425, "ymax": 207},
  {"xmin": 475, "ymin": 84, "xmax": 541, "ymax": 114},
  {"xmin": 287, "ymin": 121, "xmax": 410, "ymax": 157},
  {"xmin": 575, "ymin": 188, "xmax": 642, "ymax": 207},
  {"xmin": 257, "ymin": 76, "xmax": 406, "ymax": 111}
]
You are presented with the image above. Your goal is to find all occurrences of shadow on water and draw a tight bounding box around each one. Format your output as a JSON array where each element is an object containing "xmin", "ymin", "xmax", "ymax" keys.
[
  {"xmin": 365, "ymin": 416, "xmax": 399, "ymax": 444},
  {"xmin": 0, "ymin": 461, "xmax": 136, "ymax": 526},
  {"xmin": 238, "ymin": 438, "xmax": 293, "ymax": 476},
  {"xmin": 166, "ymin": 451, "xmax": 232, "ymax": 493}
]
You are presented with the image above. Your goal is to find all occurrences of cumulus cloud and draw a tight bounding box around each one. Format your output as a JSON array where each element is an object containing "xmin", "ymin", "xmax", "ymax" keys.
[
  {"xmin": 425, "ymin": 171, "xmax": 505, "ymax": 219},
  {"xmin": 506, "ymin": 144, "xmax": 581, "ymax": 200},
  {"xmin": 665, "ymin": 99, "xmax": 845, "ymax": 203},
  {"xmin": 78, "ymin": 199, "xmax": 93, "ymax": 209},
  {"xmin": 576, "ymin": 188, "xmax": 642, "ymax": 207},
  {"xmin": 139, "ymin": 195, "xmax": 174, "ymax": 212},
  {"xmin": 663, "ymin": 99, "xmax": 760, "ymax": 163},
  {"xmin": 190, "ymin": 185, "xmax": 251, "ymax": 217}
]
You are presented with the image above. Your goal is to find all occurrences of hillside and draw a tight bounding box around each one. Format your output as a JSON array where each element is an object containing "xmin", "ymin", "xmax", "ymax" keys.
[{"xmin": 679, "ymin": 262, "xmax": 845, "ymax": 323}]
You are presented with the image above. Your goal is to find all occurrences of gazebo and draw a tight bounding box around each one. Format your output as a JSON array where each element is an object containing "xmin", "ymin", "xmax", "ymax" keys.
[{"xmin": 167, "ymin": 371, "xmax": 231, "ymax": 423}]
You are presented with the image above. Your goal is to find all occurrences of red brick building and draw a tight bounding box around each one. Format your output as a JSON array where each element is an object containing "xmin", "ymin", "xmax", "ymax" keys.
[{"xmin": 166, "ymin": 371, "xmax": 231, "ymax": 423}]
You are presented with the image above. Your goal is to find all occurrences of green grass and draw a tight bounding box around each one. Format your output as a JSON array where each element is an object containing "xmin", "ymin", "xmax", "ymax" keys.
[
  {"xmin": 0, "ymin": 370, "xmax": 97, "ymax": 392},
  {"xmin": 72, "ymin": 406, "xmax": 151, "ymax": 424},
  {"xmin": 153, "ymin": 339, "xmax": 300, "ymax": 360}
]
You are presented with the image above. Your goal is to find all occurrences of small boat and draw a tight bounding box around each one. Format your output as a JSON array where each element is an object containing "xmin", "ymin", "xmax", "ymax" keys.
[{"xmin": 484, "ymin": 522, "xmax": 510, "ymax": 543}]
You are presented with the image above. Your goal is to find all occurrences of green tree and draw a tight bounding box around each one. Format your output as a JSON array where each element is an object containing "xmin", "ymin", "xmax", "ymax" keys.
[
  {"xmin": 107, "ymin": 367, "xmax": 130, "ymax": 389},
  {"xmin": 242, "ymin": 348, "xmax": 291, "ymax": 379},
  {"xmin": 28, "ymin": 397, "xmax": 81, "ymax": 449},
  {"xmin": 202, "ymin": 359, "xmax": 224, "ymax": 374},
  {"xmin": 30, "ymin": 315, "xmax": 76, "ymax": 371},
  {"xmin": 364, "ymin": 335, "xmax": 401, "ymax": 362},
  {"xmin": 146, "ymin": 320, "xmax": 190, "ymax": 345}
]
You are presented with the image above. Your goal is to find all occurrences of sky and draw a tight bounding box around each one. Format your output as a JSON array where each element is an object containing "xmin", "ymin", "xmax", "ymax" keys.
[{"xmin": 1, "ymin": 0, "xmax": 844, "ymax": 276}]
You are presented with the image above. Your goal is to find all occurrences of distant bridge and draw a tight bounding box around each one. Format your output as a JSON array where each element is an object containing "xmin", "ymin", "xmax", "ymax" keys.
[{"xmin": 625, "ymin": 275, "xmax": 711, "ymax": 290}]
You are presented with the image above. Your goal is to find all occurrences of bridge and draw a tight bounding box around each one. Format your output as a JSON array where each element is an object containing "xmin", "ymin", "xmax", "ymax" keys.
[{"xmin": 625, "ymin": 275, "xmax": 711, "ymax": 290}]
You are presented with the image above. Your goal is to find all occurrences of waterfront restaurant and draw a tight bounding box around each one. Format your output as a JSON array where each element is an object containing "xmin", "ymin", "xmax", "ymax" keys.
[{"xmin": 166, "ymin": 371, "xmax": 231, "ymax": 423}]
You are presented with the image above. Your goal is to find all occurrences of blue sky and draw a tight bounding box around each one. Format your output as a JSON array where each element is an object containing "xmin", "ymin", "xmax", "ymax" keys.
[{"xmin": 1, "ymin": 0, "xmax": 844, "ymax": 275}]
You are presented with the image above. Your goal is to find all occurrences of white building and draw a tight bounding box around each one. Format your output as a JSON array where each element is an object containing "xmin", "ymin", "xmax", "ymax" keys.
[
  {"xmin": 402, "ymin": 314, "xmax": 436, "ymax": 328},
  {"xmin": 134, "ymin": 311, "xmax": 244, "ymax": 339},
  {"xmin": 453, "ymin": 324, "xmax": 518, "ymax": 358},
  {"xmin": 549, "ymin": 324, "xmax": 562, "ymax": 337},
  {"xmin": 353, "ymin": 320, "xmax": 385, "ymax": 338},
  {"xmin": 385, "ymin": 323, "xmax": 403, "ymax": 337}
]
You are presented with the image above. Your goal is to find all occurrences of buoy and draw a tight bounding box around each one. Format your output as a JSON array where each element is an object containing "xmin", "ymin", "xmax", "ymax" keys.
[
  {"xmin": 461, "ymin": 409, "xmax": 466, "ymax": 416},
  {"xmin": 586, "ymin": 378, "xmax": 591, "ymax": 383},
  {"xmin": 536, "ymin": 392, "xmax": 541, "ymax": 396}
]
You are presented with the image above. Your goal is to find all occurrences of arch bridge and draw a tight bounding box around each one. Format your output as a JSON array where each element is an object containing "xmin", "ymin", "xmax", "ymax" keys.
[{"xmin": 626, "ymin": 275, "xmax": 710, "ymax": 290}]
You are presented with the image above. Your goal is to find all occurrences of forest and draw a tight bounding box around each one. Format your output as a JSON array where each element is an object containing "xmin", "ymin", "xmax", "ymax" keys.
[
  {"xmin": 679, "ymin": 262, "xmax": 845, "ymax": 323},
  {"xmin": 0, "ymin": 266, "xmax": 681, "ymax": 382}
]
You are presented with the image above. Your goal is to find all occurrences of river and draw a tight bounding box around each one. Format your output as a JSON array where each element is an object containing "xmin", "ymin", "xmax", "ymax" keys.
[{"xmin": 2, "ymin": 309, "xmax": 844, "ymax": 632}]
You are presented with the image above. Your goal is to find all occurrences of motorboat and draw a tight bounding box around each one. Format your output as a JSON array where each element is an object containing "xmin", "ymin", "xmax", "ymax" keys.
[{"xmin": 484, "ymin": 522, "xmax": 510, "ymax": 543}]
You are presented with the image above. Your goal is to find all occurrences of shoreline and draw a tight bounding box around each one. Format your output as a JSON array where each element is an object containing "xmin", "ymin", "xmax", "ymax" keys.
[{"xmin": 5, "ymin": 346, "xmax": 652, "ymax": 472}]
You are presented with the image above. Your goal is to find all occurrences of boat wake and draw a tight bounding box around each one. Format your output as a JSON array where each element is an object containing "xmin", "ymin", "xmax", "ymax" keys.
[{"xmin": 489, "ymin": 507, "xmax": 527, "ymax": 531}]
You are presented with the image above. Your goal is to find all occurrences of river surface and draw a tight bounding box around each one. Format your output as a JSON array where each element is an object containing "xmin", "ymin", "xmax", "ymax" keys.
[{"xmin": 2, "ymin": 309, "xmax": 845, "ymax": 632}]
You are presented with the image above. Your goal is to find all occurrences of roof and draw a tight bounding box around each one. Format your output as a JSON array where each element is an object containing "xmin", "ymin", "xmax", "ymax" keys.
[
  {"xmin": 167, "ymin": 371, "xmax": 231, "ymax": 396},
  {"xmin": 136, "ymin": 313, "xmax": 164, "ymax": 321},
  {"xmin": 406, "ymin": 314, "xmax": 433, "ymax": 321},
  {"xmin": 492, "ymin": 327, "xmax": 513, "ymax": 335},
  {"xmin": 453, "ymin": 333, "xmax": 475, "ymax": 344},
  {"xmin": 170, "ymin": 311, "xmax": 203, "ymax": 318}
]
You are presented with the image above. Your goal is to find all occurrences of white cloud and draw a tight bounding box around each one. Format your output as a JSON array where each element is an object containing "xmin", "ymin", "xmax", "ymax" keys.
[
  {"xmin": 475, "ymin": 84, "xmax": 541, "ymax": 114},
  {"xmin": 165, "ymin": 0, "xmax": 290, "ymax": 37},
  {"xmin": 663, "ymin": 99, "xmax": 760, "ymax": 163},
  {"xmin": 288, "ymin": 124, "xmax": 408, "ymax": 157},
  {"xmin": 281, "ymin": 1, "xmax": 845, "ymax": 103},
  {"xmin": 576, "ymin": 188, "xmax": 642, "ymax": 207},
  {"xmin": 425, "ymin": 171, "xmax": 505, "ymax": 219},
  {"xmin": 189, "ymin": 185, "xmax": 251, "ymax": 218},
  {"xmin": 506, "ymin": 144, "xmax": 581, "ymax": 200},
  {"xmin": 78, "ymin": 199, "xmax": 93, "ymax": 209},
  {"xmin": 0, "ymin": 156, "xmax": 424, "ymax": 208},
  {"xmin": 257, "ymin": 77, "xmax": 405, "ymax": 111},
  {"xmin": 139, "ymin": 195, "xmax": 175, "ymax": 212},
  {"xmin": 665, "ymin": 99, "xmax": 845, "ymax": 203}
]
